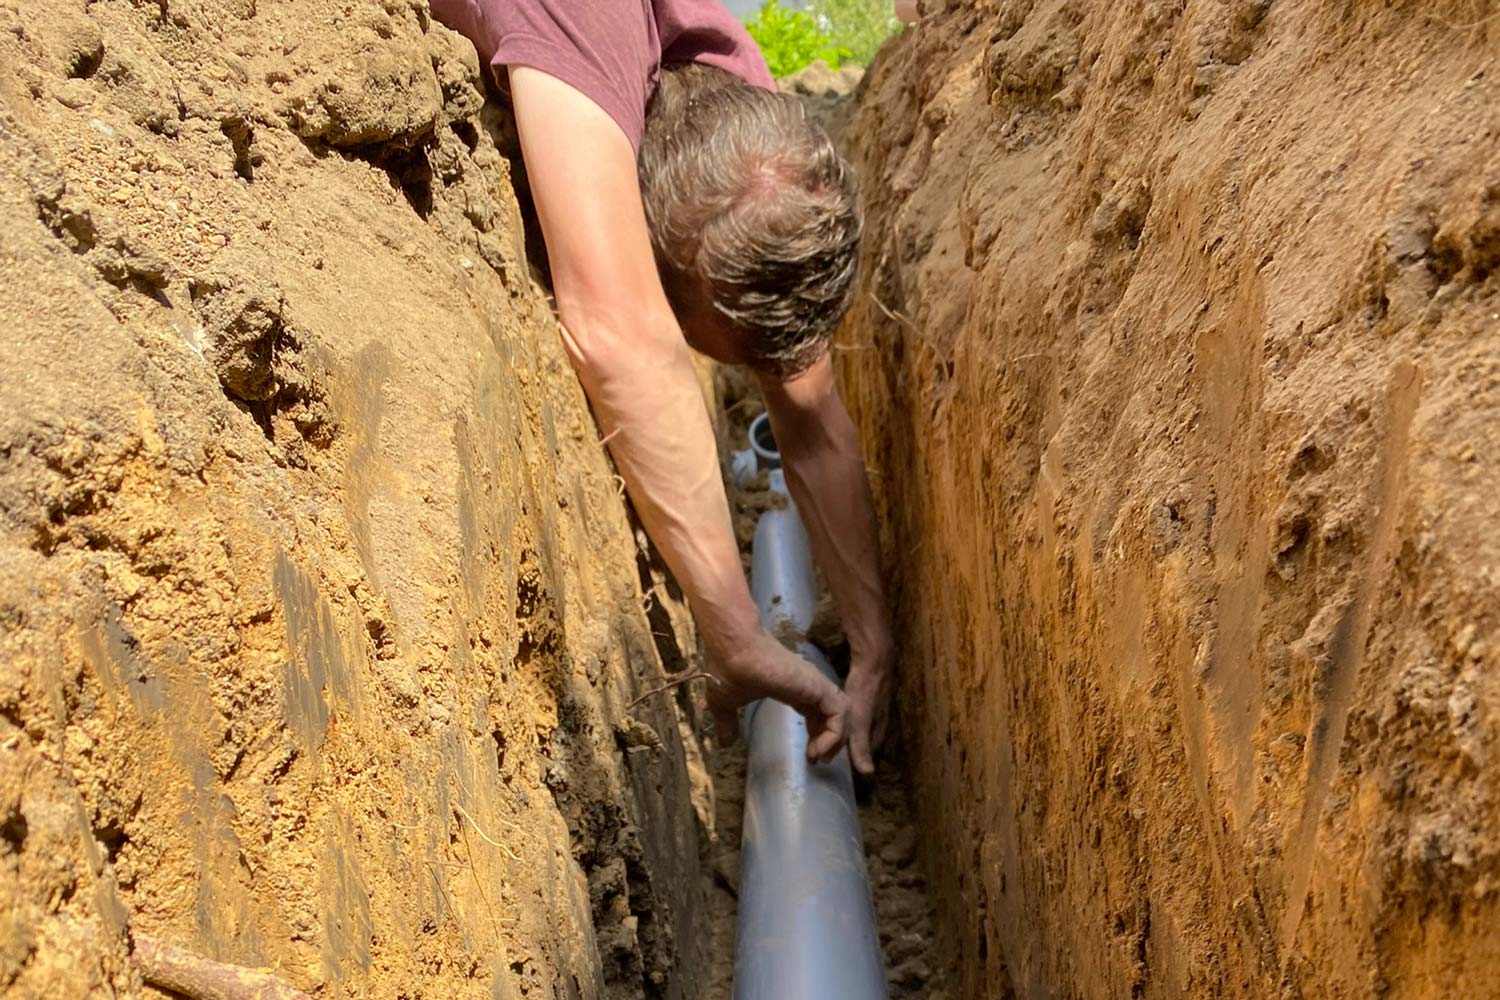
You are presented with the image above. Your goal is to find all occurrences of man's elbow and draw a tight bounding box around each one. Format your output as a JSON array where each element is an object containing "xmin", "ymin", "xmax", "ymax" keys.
[{"xmin": 556, "ymin": 300, "xmax": 687, "ymax": 382}]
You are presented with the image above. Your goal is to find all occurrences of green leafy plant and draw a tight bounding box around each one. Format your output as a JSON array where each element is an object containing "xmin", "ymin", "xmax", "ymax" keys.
[
  {"xmin": 743, "ymin": 0, "xmax": 852, "ymax": 78},
  {"xmin": 807, "ymin": 0, "xmax": 903, "ymax": 66}
]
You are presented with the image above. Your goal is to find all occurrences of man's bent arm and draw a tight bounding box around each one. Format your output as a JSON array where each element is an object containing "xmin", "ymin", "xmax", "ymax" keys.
[
  {"xmin": 759, "ymin": 356, "xmax": 893, "ymax": 775},
  {"xmin": 508, "ymin": 67, "xmax": 847, "ymax": 759}
]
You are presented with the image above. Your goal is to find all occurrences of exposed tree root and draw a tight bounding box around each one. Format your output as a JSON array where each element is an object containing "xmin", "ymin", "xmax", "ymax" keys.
[{"xmin": 135, "ymin": 934, "xmax": 312, "ymax": 1000}]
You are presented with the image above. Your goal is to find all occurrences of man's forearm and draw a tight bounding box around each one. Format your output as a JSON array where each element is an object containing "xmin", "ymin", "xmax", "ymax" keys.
[
  {"xmin": 561, "ymin": 310, "xmax": 760, "ymax": 652},
  {"xmin": 761, "ymin": 365, "xmax": 890, "ymax": 772},
  {"xmin": 767, "ymin": 386, "xmax": 891, "ymax": 662}
]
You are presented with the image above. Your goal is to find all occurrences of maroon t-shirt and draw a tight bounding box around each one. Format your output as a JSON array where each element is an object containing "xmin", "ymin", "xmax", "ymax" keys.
[{"xmin": 430, "ymin": 0, "xmax": 775, "ymax": 152}]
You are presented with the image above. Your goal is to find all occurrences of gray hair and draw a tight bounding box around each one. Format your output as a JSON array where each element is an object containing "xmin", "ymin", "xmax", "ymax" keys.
[{"xmin": 639, "ymin": 63, "xmax": 862, "ymax": 375}]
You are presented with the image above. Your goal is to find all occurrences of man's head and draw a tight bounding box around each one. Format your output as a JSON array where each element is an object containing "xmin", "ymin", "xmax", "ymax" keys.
[{"xmin": 639, "ymin": 64, "xmax": 862, "ymax": 376}]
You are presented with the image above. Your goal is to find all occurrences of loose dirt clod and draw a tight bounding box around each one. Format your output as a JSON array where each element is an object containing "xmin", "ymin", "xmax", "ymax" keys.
[{"xmin": 862, "ymin": 768, "xmax": 953, "ymax": 1000}]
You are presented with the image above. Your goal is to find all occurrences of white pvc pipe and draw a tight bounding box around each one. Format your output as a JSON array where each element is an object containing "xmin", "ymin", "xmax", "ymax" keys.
[
  {"xmin": 748, "ymin": 412, "xmax": 780, "ymax": 470},
  {"xmin": 732, "ymin": 439, "xmax": 887, "ymax": 1000},
  {"xmin": 748, "ymin": 469, "xmax": 818, "ymax": 638}
]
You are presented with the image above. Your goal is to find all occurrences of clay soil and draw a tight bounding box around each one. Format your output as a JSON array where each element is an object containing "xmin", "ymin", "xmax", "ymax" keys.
[
  {"xmin": 1, "ymin": 1, "xmax": 717, "ymax": 998},
  {"xmin": 839, "ymin": 1, "xmax": 1500, "ymax": 997}
]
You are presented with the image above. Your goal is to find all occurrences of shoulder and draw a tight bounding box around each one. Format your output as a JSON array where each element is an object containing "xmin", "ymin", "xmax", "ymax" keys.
[{"xmin": 654, "ymin": 0, "xmax": 774, "ymax": 89}]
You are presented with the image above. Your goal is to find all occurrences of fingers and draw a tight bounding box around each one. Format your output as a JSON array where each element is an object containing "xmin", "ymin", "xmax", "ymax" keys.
[
  {"xmin": 706, "ymin": 673, "xmax": 746, "ymax": 747},
  {"xmin": 870, "ymin": 695, "xmax": 890, "ymax": 754},
  {"xmin": 844, "ymin": 666, "xmax": 890, "ymax": 776},
  {"xmin": 849, "ymin": 707, "xmax": 875, "ymax": 775},
  {"xmin": 804, "ymin": 689, "xmax": 848, "ymax": 763},
  {"xmin": 755, "ymin": 652, "xmax": 849, "ymax": 763}
]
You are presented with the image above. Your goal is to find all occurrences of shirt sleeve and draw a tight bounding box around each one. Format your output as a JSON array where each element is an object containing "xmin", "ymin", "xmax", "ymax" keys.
[
  {"xmin": 432, "ymin": 0, "xmax": 656, "ymax": 151},
  {"xmin": 658, "ymin": 1, "xmax": 775, "ymax": 91}
]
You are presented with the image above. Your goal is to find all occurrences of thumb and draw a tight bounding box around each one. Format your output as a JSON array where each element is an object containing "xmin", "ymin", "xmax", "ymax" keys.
[
  {"xmin": 806, "ymin": 708, "xmax": 847, "ymax": 763},
  {"xmin": 848, "ymin": 706, "xmax": 875, "ymax": 776},
  {"xmin": 801, "ymin": 679, "xmax": 848, "ymax": 764}
]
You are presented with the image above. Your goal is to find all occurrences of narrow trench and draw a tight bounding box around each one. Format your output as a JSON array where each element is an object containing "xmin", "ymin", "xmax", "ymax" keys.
[{"xmin": 699, "ymin": 371, "xmax": 953, "ymax": 998}]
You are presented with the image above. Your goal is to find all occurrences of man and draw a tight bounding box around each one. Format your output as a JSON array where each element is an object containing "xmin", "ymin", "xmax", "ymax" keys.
[{"xmin": 431, "ymin": 0, "xmax": 891, "ymax": 774}]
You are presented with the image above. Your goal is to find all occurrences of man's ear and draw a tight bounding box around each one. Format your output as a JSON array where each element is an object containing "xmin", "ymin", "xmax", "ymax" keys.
[{"xmin": 682, "ymin": 314, "xmax": 751, "ymax": 366}]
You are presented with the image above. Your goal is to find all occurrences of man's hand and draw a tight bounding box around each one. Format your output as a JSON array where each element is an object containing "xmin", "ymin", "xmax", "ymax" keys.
[{"xmin": 705, "ymin": 630, "xmax": 850, "ymax": 763}]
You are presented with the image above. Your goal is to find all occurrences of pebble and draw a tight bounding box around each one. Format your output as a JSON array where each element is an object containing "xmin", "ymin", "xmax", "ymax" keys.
[
  {"xmin": 53, "ymin": 79, "xmax": 94, "ymax": 109},
  {"xmin": 891, "ymin": 957, "xmax": 931, "ymax": 988},
  {"xmin": 879, "ymin": 844, "xmax": 907, "ymax": 866}
]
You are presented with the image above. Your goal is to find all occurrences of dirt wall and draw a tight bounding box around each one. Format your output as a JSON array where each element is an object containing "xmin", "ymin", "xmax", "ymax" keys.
[
  {"xmin": 840, "ymin": 1, "xmax": 1500, "ymax": 997},
  {"xmin": 0, "ymin": 2, "xmax": 713, "ymax": 998}
]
